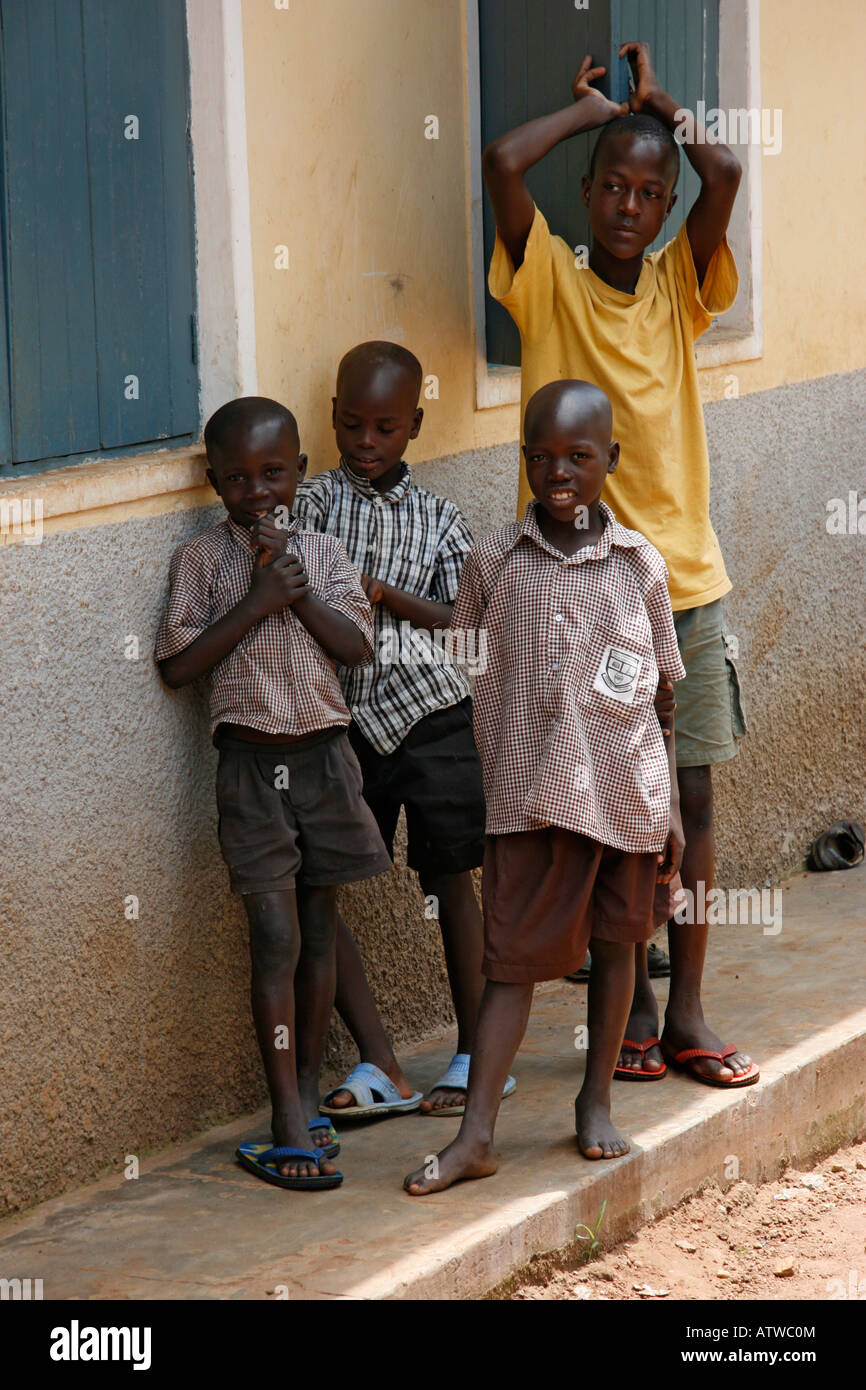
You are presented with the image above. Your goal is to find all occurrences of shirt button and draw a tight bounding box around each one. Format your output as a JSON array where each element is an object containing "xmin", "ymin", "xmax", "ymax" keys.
[
  {"xmin": 553, "ymin": 613, "xmax": 564, "ymax": 623},
  {"xmin": 551, "ymin": 663, "xmax": 560, "ymax": 672}
]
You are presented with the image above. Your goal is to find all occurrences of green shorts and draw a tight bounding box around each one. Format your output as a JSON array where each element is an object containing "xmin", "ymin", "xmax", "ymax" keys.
[{"xmin": 672, "ymin": 599, "xmax": 748, "ymax": 768}]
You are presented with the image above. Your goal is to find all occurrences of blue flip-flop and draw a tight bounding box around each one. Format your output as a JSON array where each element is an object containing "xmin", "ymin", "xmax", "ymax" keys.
[
  {"xmin": 236, "ymin": 1142, "xmax": 343, "ymax": 1190},
  {"xmin": 319, "ymin": 1062, "xmax": 423, "ymax": 1119},
  {"xmin": 306, "ymin": 1117, "xmax": 340, "ymax": 1158},
  {"xmin": 424, "ymin": 1052, "xmax": 517, "ymax": 1117}
]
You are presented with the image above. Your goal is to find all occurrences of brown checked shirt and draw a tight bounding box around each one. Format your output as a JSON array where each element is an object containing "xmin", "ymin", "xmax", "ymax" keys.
[
  {"xmin": 450, "ymin": 501, "xmax": 686, "ymax": 853},
  {"xmin": 155, "ymin": 516, "xmax": 374, "ymax": 739}
]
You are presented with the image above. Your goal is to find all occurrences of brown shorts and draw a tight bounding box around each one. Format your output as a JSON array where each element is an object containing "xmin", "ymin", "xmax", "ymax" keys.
[
  {"xmin": 214, "ymin": 728, "xmax": 392, "ymax": 894},
  {"xmin": 482, "ymin": 827, "xmax": 678, "ymax": 983}
]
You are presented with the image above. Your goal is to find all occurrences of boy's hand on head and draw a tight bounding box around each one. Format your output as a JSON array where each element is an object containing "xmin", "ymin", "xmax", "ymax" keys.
[
  {"xmin": 248, "ymin": 553, "xmax": 310, "ymax": 617},
  {"xmin": 619, "ymin": 42, "xmax": 664, "ymax": 115},
  {"xmin": 360, "ymin": 573, "xmax": 386, "ymax": 606},
  {"xmin": 571, "ymin": 54, "xmax": 628, "ymax": 124},
  {"xmin": 654, "ymin": 678, "xmax": 676, "ymax": 738},
  {"xmin": 250, "ymin": 513, "xmax": 288, "ymax": 569},
  {"xmin": 657, "ymin": 813, "xmax": 685, "ymax": 884}
]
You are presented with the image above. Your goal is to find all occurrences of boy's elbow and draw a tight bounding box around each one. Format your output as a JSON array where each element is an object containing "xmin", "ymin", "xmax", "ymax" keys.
[
  {"xmin": 339, "ymin": 633, "xmax": 370, "ymax": 668},
  {"xmin": 159, "ymin": 657, "xmax": 186, "ymax": 689},
  {"xmin": 711, "ymin": 148, "xmax": 742, "ymax": 187},
  {"xmin": 482, "ymin": 138, "xmax": 517, "ymax": 179}
]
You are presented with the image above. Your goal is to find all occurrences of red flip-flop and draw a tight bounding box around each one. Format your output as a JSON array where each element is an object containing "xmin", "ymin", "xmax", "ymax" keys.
[
  {"xmin": 663, "ymin": 1043, "xmax": 760, "ymax": 1088},
  {"xmin": 613, "ymin": 1036, "xmax": 667, "ymax": 1082}
]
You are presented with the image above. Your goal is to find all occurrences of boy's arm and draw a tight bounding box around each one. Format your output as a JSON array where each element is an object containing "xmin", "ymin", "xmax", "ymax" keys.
[
  {"xmin": 657, "ymin": 716, "xmax": 684, "ymax": 883},
  {"xmin": 361, "ymin": 577, "xmax": 452, "ymax": 633},
  {"xmin": 159, "ymin": 551, "xmax": 311, "ymax": 688},
  {"xmin": 483, "ymin": 55, "xmax": 627, "ymax": 268},
  {"xmin": 363, "ymin": 505, "xmax": 474, "ymax": 633},
  {"xmin": 621, "ymin": 42, "xmax": 741, "ymax": 284},
  {"xmin": 292, "ymin": 585, "xmax": 370, "ymax": 667}
]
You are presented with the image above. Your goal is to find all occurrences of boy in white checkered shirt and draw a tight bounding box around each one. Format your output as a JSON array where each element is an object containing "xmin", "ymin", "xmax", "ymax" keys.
[{"xmin": 405, "ymin": 379, "xmax": 685, "ymax": 1194}]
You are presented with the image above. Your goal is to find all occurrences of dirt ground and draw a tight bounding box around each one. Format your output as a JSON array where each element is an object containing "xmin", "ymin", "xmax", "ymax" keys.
[{"xmin": 510, "ymin": 1140, "xmax": 866, "ymax": 1301}]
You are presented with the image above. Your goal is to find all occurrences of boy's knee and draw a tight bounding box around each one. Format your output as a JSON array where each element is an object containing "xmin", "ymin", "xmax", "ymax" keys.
[
  {"xmin": 245, "ymin": 893, "xmax": 300, "ymax": 975},
  {"xmin": 677, "ymin": 765, "xmax": 713, "ymax": 829},
  {"xmin": 297, "ymin": 885, "xmax": 338, "ymax": 959}
]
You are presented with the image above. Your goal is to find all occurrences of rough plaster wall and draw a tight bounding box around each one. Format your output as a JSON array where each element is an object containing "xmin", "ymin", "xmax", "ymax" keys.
[
  {"xmin": 2, "ymin": 372, "xmax": 863, "ymax": 1212},
  {"xmin": 704, "ymin": 369, "xmax": 866, "ymax": 887}
]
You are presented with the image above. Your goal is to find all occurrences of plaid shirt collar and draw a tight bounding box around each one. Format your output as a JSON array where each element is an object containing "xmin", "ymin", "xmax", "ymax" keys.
[
  {"xmin": 338, "ymin": 457, "xmax": 413, "ymax": 505},
  {"xmin": 511, "ymin": 499, "xmax": 643, "ymax": 565},
  {"xmin": 226, "ymin": 513, "xmax": 302, "ymax": 554}
]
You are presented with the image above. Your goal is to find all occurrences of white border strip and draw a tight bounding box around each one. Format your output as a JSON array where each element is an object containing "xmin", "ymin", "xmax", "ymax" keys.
[{"xmin": 186, "ymin": 0, "xmax": 258, "ymax": 420}]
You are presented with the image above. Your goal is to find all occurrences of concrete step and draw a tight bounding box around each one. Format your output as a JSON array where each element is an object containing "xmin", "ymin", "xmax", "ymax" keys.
[{"xmin": 1, "ymin": 865, "xmax": 864, "ymax": 1299}]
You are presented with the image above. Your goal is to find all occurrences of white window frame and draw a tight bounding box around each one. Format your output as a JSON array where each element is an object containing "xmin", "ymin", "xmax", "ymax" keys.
[{"xmin": 465, "ymin": 0, "xmax": 763, "ymax": 410}]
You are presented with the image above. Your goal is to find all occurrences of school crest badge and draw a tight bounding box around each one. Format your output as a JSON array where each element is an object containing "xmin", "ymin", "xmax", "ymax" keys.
[{"xmin": 593, "ymin": 645, "xmax": 643, "ymax": 704}]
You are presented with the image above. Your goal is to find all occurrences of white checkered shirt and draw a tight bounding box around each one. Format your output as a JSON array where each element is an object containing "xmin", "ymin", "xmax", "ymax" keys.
[
  {"xmin": 294, "ymin": 461, "xmax": 473, "ymax": 753},
  {"xmin": 154, "ymin": 515, "xmax": 374, "ymax": 739},
  {"xmin": 451, "ymin": 501, "xmax": 687, "ymax": 852}
]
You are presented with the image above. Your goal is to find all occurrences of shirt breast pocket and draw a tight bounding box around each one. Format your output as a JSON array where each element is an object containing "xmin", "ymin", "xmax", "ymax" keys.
[{"xmin": 577, "ymin": 624, "xmax": 656, "ymax": 721}]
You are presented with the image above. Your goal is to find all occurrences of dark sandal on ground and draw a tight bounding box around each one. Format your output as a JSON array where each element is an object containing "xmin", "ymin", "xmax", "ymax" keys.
[
  {"xmin": 235, "ymin": 1142, "xmax": 343, "ymax": 1190},
  {"xmin": 808, "ymin": 820, "xmax": 865, "ymax": 871},
  {"xmin": 613, "ymin": 1036, "xmax": 667, "ymax": 1082},
  {"xmin": 662, "ymin": 1042, "xmax": 760, "ymax": 1088},
  {"xmin": 565, "ymin": 942, "xmax": 670, "ymax": 984}
]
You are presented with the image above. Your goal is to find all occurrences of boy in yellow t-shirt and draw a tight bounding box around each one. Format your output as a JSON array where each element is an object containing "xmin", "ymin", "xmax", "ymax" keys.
[{"xmin": 481, "ymin": 41, "xmax": 758, "ymax": 1089}]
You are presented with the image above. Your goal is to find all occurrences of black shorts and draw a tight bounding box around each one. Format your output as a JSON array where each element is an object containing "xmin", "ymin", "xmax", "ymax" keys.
[
  {"xmin": 214, "ymin": 728, "xmax": 392, "ymax": 894},
  {"xmin": 348, "ymin": 698, "xmax": 486, "ymax": 878}
]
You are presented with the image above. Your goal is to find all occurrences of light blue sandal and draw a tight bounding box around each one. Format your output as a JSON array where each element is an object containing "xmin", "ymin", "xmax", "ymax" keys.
[
  {"xmin": 319, "ymin": 1062, "xmax": 423, "ymax": 1119},
  {"xmin": 424, "ymin": 1052, "xmax": 516, "ymax": 1117}
]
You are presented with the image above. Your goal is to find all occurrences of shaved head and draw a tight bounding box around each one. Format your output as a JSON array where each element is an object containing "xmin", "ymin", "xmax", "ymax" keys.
[
  {"xmin": 336, "ymin": 341, "xmax": 423, "ymax": 404},
  {"xmin": 524, "ymin": 380, "xmax": 613, "ymax": 445},
  {"xmin": 204, "ymin": 397, "xmax": 299, "ymax": 469}
]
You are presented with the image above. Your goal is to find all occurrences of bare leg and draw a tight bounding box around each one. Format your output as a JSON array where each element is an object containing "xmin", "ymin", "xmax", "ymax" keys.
[
  {"xmin": 324, "ymin": 912, "xmax": 415, "ymax": 1108},
  {"xmin": 662, "ymin": 766, "xmax": 752, "ymax": 1079},
  {"xmin": 404, "ymin": 979, "xmax": 532, "ymax": 1195},
  {"xmin": 418, "ymin": 869, "xmax": 486, "ymax": 1112},
  {"xmin": 293, "ymin": 883, "xmax": 341, "ymax": 1144},
  {"xmin": 243, "ymin": 889, "xmax": 337, "ymax": 1180},
  {"xmin": 575, "ymin": 938, "xmax": 634, "ymax": 1158}
]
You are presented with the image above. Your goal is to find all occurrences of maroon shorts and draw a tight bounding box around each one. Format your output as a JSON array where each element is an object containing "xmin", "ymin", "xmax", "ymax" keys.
[{"xmin": 481, "ymin": 827, "xmax": 679, "ymax": 984}]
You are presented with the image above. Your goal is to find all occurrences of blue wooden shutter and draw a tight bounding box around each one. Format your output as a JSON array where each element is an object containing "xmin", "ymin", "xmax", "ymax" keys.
[
  {"xmin": 0, "ymin": 0, "xmax": 198, "ymax": 471},
  {"xmin": 478, "ymin": 0, "xmax": 719, "ymax": 367}
]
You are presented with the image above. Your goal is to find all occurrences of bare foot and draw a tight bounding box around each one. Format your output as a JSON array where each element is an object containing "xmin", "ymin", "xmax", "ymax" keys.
[
  {"xmin": 403, "ymin": 1138, "xmax": 498, "ymax": 1196},
  {"xmin": 574, "ymin": 1097, "xmax": 630, "ymax": 1161},
  {"xmin": 326, "ymin": 1058, "xmax": 415, "ymax": 1109},
  {"xmin": 617, "ymin": 1002, "xmax": 665, "ymax": 1075},
  {"xmin": 420, "ymin": 1085, "xmax": 467, "ymax": 1114},
  {"xmin": 272, "ymin": 1111, "xmax": 338, "ymax": 1180},
  {"xmin": 662, "ymin": 1010, "xmax": 753, "ymax": 1081}
]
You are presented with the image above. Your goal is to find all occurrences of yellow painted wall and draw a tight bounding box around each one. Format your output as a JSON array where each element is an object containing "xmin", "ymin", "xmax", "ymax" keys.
[{"xmin": 242, "ymin": 0, "xmax": 866, "ymax": 474}]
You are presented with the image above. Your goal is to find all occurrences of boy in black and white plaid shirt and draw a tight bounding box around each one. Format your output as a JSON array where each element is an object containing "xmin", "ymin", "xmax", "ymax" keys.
[{"xmin": 295, "ymin": 341, "xmax": 514, "ymax": 1120}]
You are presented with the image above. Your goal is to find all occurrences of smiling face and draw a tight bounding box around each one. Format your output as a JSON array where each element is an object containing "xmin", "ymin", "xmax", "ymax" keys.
[
  {"xmin": 582, "ymin": 132, "xmax": 678, "ymax": 260},
  {"xmin": 206, "ymin": 416, "xmax": 306, "ymax": 528},
  {"xmin": 523, "ymin": 382, "xmax": 618, "ymax": 526},
  {"xmin": 333, "ymin": 358, "xmax": 422, "ymax": 492}
]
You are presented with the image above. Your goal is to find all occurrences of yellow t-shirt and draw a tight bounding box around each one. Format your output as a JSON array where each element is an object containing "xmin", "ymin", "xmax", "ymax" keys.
[{"xmin": 489, "ymin": 208, "xmax": 738, "ymax": 611}]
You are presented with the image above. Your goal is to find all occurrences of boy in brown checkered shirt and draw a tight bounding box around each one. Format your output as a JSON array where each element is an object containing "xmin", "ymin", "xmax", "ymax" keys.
[
  {"xmin": 155, "ymin": 397, "xmax": 391, "ymax": 1191},
  {"xmin": 405, "ymin": 379, "xmax": 685, "ymax": 1194}
]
